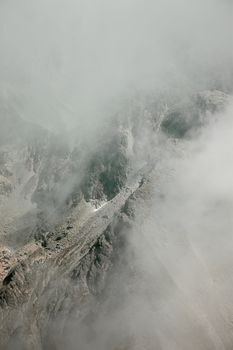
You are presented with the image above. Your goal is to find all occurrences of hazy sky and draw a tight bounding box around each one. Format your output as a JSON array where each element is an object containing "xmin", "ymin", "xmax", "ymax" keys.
[{"xmin": 0, "ymin": 0, "xmax": 232, "ymax": 130}]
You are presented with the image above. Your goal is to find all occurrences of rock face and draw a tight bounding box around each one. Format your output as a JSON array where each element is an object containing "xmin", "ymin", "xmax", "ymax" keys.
[
  {"xmin": 0, "ymin": 246, "xmax": 16, "ymax": 285},
  {"xmin": 0, "ymin": 180, "xmax": 142, "ymax": 350},
  {"xmin": 0, "ymin": 109, "xmax": 131, "ymax": 246},
  {"xmin": 161, "ymin": 90, "xmax": 229, "ymax": 138},
  {"xmin": 0, "ymin": 90, "xmax": 230, "ymax": 350}
]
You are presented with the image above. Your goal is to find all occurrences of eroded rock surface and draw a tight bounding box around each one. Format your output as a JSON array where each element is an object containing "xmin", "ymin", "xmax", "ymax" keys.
[{"xmin": 0, "ymin": 89, "xmax": 230, "ymax": 350}]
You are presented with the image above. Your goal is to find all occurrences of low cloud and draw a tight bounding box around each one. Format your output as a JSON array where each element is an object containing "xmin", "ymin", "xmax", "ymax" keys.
[{"xmin": 0, "ymin": 0, "xmax": 232, "ymax": 131}]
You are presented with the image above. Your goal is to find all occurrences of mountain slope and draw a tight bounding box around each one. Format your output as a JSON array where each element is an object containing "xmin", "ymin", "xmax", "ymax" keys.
[{"xmin": 0, "ymin": 89, "xmax": 231, "ymax": 350}]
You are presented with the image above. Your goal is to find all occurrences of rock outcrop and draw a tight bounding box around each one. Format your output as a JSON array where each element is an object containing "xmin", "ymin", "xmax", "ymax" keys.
[{"xmin": 0, "ymin": 89, "xmax": 230, "ymax": 350}]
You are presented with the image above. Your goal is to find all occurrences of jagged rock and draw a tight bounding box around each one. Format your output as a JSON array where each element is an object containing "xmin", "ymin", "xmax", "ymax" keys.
[
  {"xmin": 0, "ymin": 89, "xmax": 231, "ymax": 349},
  {"xmin": 0, "ymin": 246, "xmax": 16, "ymax": 286},
  {"xmin": 0, "ymin": 176, "xmax": 12, "ymax": 196},
  {"xmin": 161, "ymin": 90, "xmax": 229, "ymax": 138}
]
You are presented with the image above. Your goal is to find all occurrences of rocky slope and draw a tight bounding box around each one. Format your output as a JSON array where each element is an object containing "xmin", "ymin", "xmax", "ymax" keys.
[{"xmin": 0, "ymin": 89, "xmax": 230, "ymax": 350}]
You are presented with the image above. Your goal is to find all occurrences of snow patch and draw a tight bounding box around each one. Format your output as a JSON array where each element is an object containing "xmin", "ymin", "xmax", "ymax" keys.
[{"xmin": 93, "ymin": 201, "xmax": 107, "ymax": 212}]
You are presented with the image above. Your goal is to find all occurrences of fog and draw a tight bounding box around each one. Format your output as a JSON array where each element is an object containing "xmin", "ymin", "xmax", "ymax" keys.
[
  {"xmin": 0, "ymin": 0, "xmax": 232, "ymax": 130},
  {"xmin": 38, "ymin": 103, "xmax": 233, "ymax": 350},
  {"xmin": 1, "ymin": 1, "xmax": 233, "ymax": 349},
  {"xmin": 126, "ymin": 103, "xmax": 233, "ymax": 349}
]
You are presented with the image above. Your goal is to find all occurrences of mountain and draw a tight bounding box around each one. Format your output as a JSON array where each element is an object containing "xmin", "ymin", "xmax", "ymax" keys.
[{"xmin": 0, "ymin": 89, "xmax": 231, "ymax": 350}]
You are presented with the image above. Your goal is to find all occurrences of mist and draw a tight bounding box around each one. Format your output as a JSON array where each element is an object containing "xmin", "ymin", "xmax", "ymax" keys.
[
  {"xmin": 126, "ymin": 102, "xmax": 233, "ymax": 349},
  {"xmin": 48, "ymin": 103, "xmax": 233, "ymax": 350},
  {"xmin": 1, "ymin": 1, "xmax": 233, "ymax": 350},
  {"xmin": 0, "ymin": 0, "xmax": 232, "ymax": 131}
]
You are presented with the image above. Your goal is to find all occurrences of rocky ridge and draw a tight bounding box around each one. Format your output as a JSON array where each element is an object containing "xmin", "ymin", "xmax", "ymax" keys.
[{"xmin": 0, "ymin": 89, "xmax": 230, "ymax": 349}]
